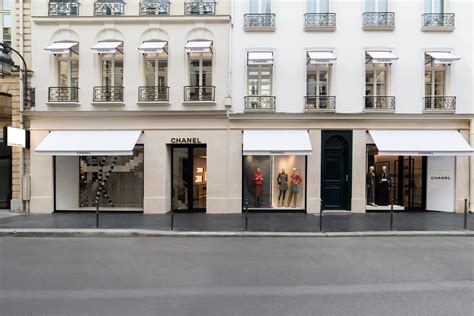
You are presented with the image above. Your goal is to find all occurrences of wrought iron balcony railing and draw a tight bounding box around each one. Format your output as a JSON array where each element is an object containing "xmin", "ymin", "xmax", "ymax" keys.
[
  {"xmin": 422, "ymin": 13, "xmax": 455, "ymax": 28},
  {"xmin": 362, "ymin": 12, "xmax": 395, "ymax": 29},
  {"xmin": 184, "ymin": 86, "xmax": 215, "ymax": 102},
  {"xmin": 305, "ymin": 96, "xmax": 336, "ymax": 110},
  {"xmin": 424, "ymin": 96, "xmax": 456, "ymax": 112},
  {"xmin": 139, "ymin": 1, "xmax": 170, "ymax": 16},
  {"xmin": 48, "ymin": 1, "xmax": 79, "ymax": 16},
  {"xmin": 364, "ymin": 96, "xmax": 395, "ymax": 110},
  {"xmin": 304, "ymin": 13, "xmax": 336, "ymax": 29},
  {"xmin": 184, "ymin": 1, "xmax": 216, "ymax": 15},
  {"xmin": 94, "ymin": 1, "xmax": 125, "ymax": 16},
  {"xmin": 244, "ymin": 96, "xmax": 276, "ymax": 110},
  {"xmin": 48, "ymin": 87, "xmax": 79, "ymax": 103},
  {"xmin": 138, "ymin": 86, "xmax": 169, "ymax": 102},
  {"xmin": 93, "ymin": 86, "xmax": 124, "ymax": 102},
  {"xmin": 244, "ymin": 13, "xmax": 276, "ymax": 29}
]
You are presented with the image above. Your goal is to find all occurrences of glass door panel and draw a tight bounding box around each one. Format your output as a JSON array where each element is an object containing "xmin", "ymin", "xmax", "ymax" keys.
[
  {"xmin": 193, "ymin": 147, "xmax": 207, "ymax": 210},
  {"xmin": 172, "ymin": 147, "xmax": 189, "ymax": 211}
]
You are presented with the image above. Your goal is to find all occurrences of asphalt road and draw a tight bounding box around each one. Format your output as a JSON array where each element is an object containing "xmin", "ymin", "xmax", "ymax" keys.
[{"xmin": 0, "ymin": 237, "xmax": 473, "ymax": 316}]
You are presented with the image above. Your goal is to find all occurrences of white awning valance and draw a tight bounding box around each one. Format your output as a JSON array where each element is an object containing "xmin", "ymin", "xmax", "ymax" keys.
[
  {"xmin": 139, "ymin": 41, "xmax": 168, "ymax": 54},
  {"xmin": 243, "ymin": 130, "xmax": 312, "ymax": 156},
  {"xmin": 369, "ymin": 130, "xmax": 474, "ymax": 156},
  {"xmin": 44, "ymin": 42, "xmax": 78, "ymax": 54},
  {"xmin": 307, "ymin": 51, "xmax": 337, "ymax": 64},
  {"xmin": 248, "ymin": 52, "xmax": 274, "ymax": 65},
  {"xmin": 185, "ymin": 41, "xmax": 213, "ymax": 53},
  {"xmin": 426, "ymin": 52, "xmax": 461, "ymax": 64},
  {"xmin": 367, "ymin": 51, "xmax": 398, "ymax": 64},
  {"xmin": 35, "ymin": 131, "xmax": 142, "ymax": 156},
  {"xmin": 91, "ymin": 41, "xmax": 122, "ymax": 54}
]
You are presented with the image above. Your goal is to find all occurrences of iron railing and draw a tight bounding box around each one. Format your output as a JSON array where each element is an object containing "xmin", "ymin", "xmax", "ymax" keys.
[
  {"xmin": 184, "ymin": 1, "xmax": 216, "ymax": 15},
  {"xmin": 93, "ymin": 1, "xmax": 125, "ymax": 16},
  {"xmin": 93, "ymin": 86, "xmax": 124, "ymax": 102},
  {"xmin": 304, "ymin": 13, "xmax": 336, "ymax": 28},
  {"xmin": 244, "ymin": 96, "xmax": 276, "ymax": 110},
  {"xmin": 305, "ymin": 96, "xmax": 336, "ymax": 110},
  {"xmin": 362, "ymin": 12, "xmax": 395, "ymax": 27},
  {"xmin": 424, "ymin": 96, "xmax": 456, "ymax": 111},
  {"xmin": 364, "ymin": 96, "xmax": 395, "ymax": 110},
  {"xmin": 244, "ymin": 13, "xmax": 276, "ymax": 29},
  {"xmin": 48, "ymin": 1, "xmax": 80, "ymax": 16},
  {"xmin": 138, "ymin": 86, "xmax": 169, "ymax": 102},
  {"xmin": 48, "ymin": 87, "xmax": 79, "ymax": 102},
  {"xmin": 184, "ymin": 86, "xmax": 215, "ymax": 101},
  {"xmin": 139, "ymin": 1, "xmax": 170, "ymax": 16},
  {"xmin": 422, "ymin": 13, "xmax": 455, "ymax": 28}
]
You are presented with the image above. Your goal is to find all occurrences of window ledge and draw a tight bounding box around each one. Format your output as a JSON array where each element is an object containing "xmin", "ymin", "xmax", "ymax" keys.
[
  {"xmin": 305, "ymin": 108, "xmax": 336, "ymax": 113},
  {"xmin": 91, "ymin": 101, "xmax": 125, "ymax": 106},
  {"xmin": 244, "ymin": 109, "xmax": 275, "ymax": 113},
  {"xmin": 182, "ymin": 101, "xmax": 216, "ymax": 106},
  {"xmin": 304, "ymin": 26, "xmax": 336, "ymax": 32},
  {"xmin": 423, "ymin": 109, "xmax": 456, "ymax": 114},
  {"xmin": 137, "ymin": 101, "xmax": 170, "ymax": 106},
  {"xmin": 421, "ymin": 26, "xmax": 455, "ymax": 32},
  {"xmin": 46, "ymin": 102, "xmax": 81, "ymax": 107},
  {"xmin": 362, "ymin": 25, "xmax": 395, "ymax": 31},
  {"xmin": 363, "ymin": 108, "xmax": 395, "ymax": 113},
  {"xmin": 243, "ymin": 26, "xmax": 276, "ymax": 32}
]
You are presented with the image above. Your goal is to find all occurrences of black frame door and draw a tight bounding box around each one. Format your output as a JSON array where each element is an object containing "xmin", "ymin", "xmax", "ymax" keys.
[
  {"xmin": 321, "ymin": 131, "xmax": 352, "ymax": 210},
  {"xmin": 0, "ymin": 142, "xmax": 12, "ymax": 209}
]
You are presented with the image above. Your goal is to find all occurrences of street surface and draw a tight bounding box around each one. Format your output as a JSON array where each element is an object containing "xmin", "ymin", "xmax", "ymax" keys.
[{"xmin": 0, "ymin": 237, "xmax": 473, "ymax": 316}]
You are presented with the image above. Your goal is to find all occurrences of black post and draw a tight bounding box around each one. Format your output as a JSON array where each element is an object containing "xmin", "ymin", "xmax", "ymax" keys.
[
  {"xmin": 244, "ymin": 198, "xmax": 249, "ymax": 231},
  {"xmin": 171, "ymin": 201, "xmax": 175, "ymax": 231},
  {"xmin": 319, "ymin": 199, "xmax": 323, "ymax": 232},
  {"xmin": 464, "ymin": 199, "xmax": 468, "ymax": 230},
  {"xmin": 390, "ymin": 199, "xmax": 394, "ymax": 231}
]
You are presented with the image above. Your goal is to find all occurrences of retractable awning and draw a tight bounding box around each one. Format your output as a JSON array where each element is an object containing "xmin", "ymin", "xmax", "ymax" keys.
[
  {"xmin": 35, "ymin": 131, "xmax": 142, "ymax": 156},
  {"xmin": 138, "ymin": 41, "xmax": 168, "ymax": 54},
  {"xmin": 44, "ymin": 41, "xmax": 78, "ymax": 54},
  {"xmin": 369, "ymin": 130, "xmax": 474, "ymax": 156},
  {"xmin": 243, "ymin": 130, "xmax": 312, "ymax": 156},
  {"xmin": 91, "ymin": 41, "xmax": 122, "ymax": 54},
  {"xmin": 248, "ymin": 52, "xmax": 274, "ymax": 65},
  {"xmin": 367, "ymin": 51, "xmax": 398, "ymax": 64},
  {"xmin": 185, "ymin": 40, "xmax": 213, "ymax": 53},
  {"xmin": 426, "ymin": 52, "xmax": 461, "ymax": 64},
  {"xmin": 307, "ymin": 51, "xmax": 337, "ymax": 64}
]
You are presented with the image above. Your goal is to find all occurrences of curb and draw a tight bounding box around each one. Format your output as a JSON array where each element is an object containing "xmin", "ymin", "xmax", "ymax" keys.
[{"xmin": 0, "ymin": 229, "xmax": 472, "ymax": 238}]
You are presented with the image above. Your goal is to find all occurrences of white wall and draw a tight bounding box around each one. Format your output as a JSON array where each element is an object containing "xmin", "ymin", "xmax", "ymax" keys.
[{"xmin": 55, "ymin": 156, "xmax": 80, "ymax": 210}]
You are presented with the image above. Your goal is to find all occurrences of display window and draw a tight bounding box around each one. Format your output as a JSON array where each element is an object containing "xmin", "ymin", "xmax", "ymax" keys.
[{"xmin": 243, "ymin": 155, "xmax": 306, "ymax": 210}]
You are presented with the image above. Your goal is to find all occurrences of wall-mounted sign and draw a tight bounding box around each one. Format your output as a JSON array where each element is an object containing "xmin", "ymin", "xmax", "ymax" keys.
[
  {"xmin": 170, "ymin": 137, "xmax": 202, "ymax": 144},
  {"xmin": 426, "ymin": 156, "xmax": 455, "ymax": 212},
  {"xmin": 3, "ymin": 126, "xmax": 29, "ymax": 148}
]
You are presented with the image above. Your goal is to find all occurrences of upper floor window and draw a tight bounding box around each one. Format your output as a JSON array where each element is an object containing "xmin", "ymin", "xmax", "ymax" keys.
[
  {"xmin": 425, "ymin": 0, "xmax": 444, "ymax": 13},
  {"xmin": 364, "ymin": 51, "xmax": 397, "ymax": 110},
  {"xmin": 48, "ymin": 0, "xmax": 79, "ymax": 16},
  {"xmin": 249, "ymin": 0, "xmax": 271, "ymax": 13},
  {"xmin": 245, "ymin": 52, "xmax": 275, "ymax": 110},
  {"xmin": 305, "ymin": 51, "xmax": 336, "ymax": 110},
  {"xmin": 94, "ymin": 0, "xmax": 125, "ymax": 16},
  {"xmin": 140, "ymin": 0, "xmax": 170, "ymax": 16},
  {"xmin": 91, "ymin": 41, "xmax": 124, "ymax": 102},
  {"xmin": 365, "ymin": 0, "xmax": 388, "ymax": 12},
  {"xmin": 185, "ymin": 0, "xmax": 216, "ymax": 15},
  {"xmin": 422, "ymin": 0, "xmax": 454, "ymax": 30},
  {"xmin": 307, "ymin": 0, "xmax": 329, "ymax": 13},
  {"xmin": 362, "ymin": 0, "xmax": 394, "ymax": 30},
  {"xmin": 184, "ymin": 40, "xmax": 214, "ymax": 101},
  {"xmin": 138, "ymin": 41, "xmax": 169, "ymax": 102}
]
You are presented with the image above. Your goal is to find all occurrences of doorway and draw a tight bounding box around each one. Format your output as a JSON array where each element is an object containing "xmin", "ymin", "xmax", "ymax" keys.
[
  {"xmin": 0, "ymin": 142, "xmax": 12, "ymax": 209},
  {"xmin": 321, "ymin": 131, "xmax": 352, "ymax": 210},
  {"xmin": 171, "ymin": 145, "xmax": 207, "ymax": 212}
]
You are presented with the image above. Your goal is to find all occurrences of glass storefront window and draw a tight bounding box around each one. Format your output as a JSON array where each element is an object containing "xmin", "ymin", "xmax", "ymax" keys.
[{"xmin": 243, "ymin": 155, "xmax": 306, "ymax": 209}]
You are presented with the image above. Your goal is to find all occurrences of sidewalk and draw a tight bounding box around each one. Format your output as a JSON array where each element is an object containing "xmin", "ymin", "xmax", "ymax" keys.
[{"xmin": 0, "ymin": 212, "xmax": 472, "ymax": 237}]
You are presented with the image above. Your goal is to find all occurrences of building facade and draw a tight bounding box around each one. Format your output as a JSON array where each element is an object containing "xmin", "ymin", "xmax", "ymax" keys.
[{"xmin": 26, "ymin": 0, "xmax": 473, "ymax": 214}]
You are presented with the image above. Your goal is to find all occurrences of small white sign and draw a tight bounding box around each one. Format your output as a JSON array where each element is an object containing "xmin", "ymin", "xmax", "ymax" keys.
[{"xmin": 6, "ymin": 126, "xmax": 26, "ymax": 148}]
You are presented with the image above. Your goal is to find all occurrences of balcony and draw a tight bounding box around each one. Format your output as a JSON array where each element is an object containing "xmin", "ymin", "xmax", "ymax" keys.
[
  {"xmin": 48, "ymin": 87, "xmax": 79, "ymax": 104},
  {"xmin": 244, "ymin": 96, "xmax": 276, "ymax": 111},
  {"xmin": 304, "ymin": 13, "xmax": 336, "ymax": 31},
  {"xmin": 183, "ymin": 86, "xmax": 215, "ymax": 103},
  {"xmin": 304, "ymin": 96, "xmax": 336, "ymax": 112},
  {"xmin": 364, "ymin": 96, "xmax": 395, "ymax": 112},
  {"xmin": 424, "ymin": 96, "xmax": 456, "ymax": 113},
  {"xmin": 362, "ymin": 12, "xmax": 395, "ymax": 31},
  {"xmin": 93, "ymin": 1, "xmax": 125, "ymax": 16},
  {"xmin": 139, "ymin": 1, "xmax": 170, "ymax": 16},
  {"xmin": 184, "ymin": 1, "xmax": 216, "ymax": 15},
  {"xmin": 243, "ymin": 14, "xmax": 276, "ymax": 32},
  {"xmin": 48, "ymin": 1, "xmax": 79, "ymax": 16},
  {"xmin": 93, "ymin": 86, "xmax": 124, "ymax": 104},
  {"xmin": 138, "ymin": 86, "xmax": 169, "ymax": 103},
  {"xmin": 422, "ymin": 13, "xmax": 455, "ymax": 32}
]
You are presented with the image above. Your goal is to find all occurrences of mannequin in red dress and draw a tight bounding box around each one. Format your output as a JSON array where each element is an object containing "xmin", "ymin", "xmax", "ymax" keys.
[{"xmin": 253, "ymin": 167, "xmax": 264, "ymax": 207}]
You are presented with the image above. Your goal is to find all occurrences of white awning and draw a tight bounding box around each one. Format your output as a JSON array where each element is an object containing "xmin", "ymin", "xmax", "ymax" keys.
[
  {"xmin": 185, "ymin": 41, "xmax": 213, "ymax": 53},
  {"xmin": 243, "ymin": 130, "xmax": 312, "ymax": 156},
  {"xmin": 35, "ymin": 131, "xmax": 142, "ymax": 156},
  {"xmin": 369, "ymin": 130, "xmax": 474, "ymax": 156},
  {"xmin": 307, "ymin": 51, "xmax": 337, "ymax": 64},
  {"xmin": 44, "ymin": 42, "xmax": 78, "ymax": 54},
  {"xmin": 248, "ymin": 52, "xmax": 274, "ymax": 65},
  {"xmin": 139, "ymin": 41, "xmax": 168, "ymax": 54},
  {"xmin": 367, "ymin": 51, "xmax": 398, "ymax": 64},
  {"xmin": 426, "ymin": 52, "xmax": 461, "ymax": 64},
  {"xmin": 91, "ymin": 41, "xmax": 122, "ymax": 54}
]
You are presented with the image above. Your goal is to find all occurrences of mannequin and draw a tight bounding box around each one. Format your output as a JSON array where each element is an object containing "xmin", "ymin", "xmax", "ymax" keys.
[
  {"xmin": 277, "ymin": 168, "xmax": 288, "ymax": 207},
  {"xmin": 287, "ymin": 168, "xmax": 302, "ymax": 208},
  {"xmin": 252, "ymin": 167, "xmax": 264, "ymax": 207},
  {"xmin": 366, "ymin": 166, "xmax": 376, "ymax": 206},
  {"xmin": 378, "ymin": 165, "xmax": 390, "ymax": 206}
]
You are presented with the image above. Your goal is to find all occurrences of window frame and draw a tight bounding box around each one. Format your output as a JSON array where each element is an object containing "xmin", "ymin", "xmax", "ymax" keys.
[
  {"xmin": 365, "ymin": 61, "xmax": 388, "ymax": 97},
  {"xmin": 100, "ymin": 49, "xmax": 124, "ymax": 87},
  {"xmin": 306, "ymin": 64, "xmax": 331, "ymax": 97},
  {"xmin": 247, "ymin": 64, "xmax": 273, "ymax": 96},
  {"xmin": 57, "ymin": 49, "xmax": 79, "ymax": 88}
]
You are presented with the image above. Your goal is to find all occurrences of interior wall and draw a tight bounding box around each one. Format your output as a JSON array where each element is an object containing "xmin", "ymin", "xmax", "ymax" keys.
[{"xmin": 55, "ymin": 156, "xmax": 79, "ymax": 210}]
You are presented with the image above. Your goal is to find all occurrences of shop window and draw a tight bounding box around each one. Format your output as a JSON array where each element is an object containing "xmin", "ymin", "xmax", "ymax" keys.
[{"xmin": 243, "ymin": 155, "xmax": 306, "ymax": 209}]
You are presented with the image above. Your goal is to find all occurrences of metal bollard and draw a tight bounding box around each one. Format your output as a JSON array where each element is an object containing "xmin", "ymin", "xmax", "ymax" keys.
[
  {"xmin": 390, "ymin": 199, "xmax": 394, "ymax": 231},
  {"xmin": 464, "ymin": 199, "xmax": 468, "ymax": 230},
  {"xmin": 319, "ymin": 200, "xmax": 323, "ymax": 232},
  {"xmin": 244, "ymin": 199, "xmax": 249, "ymax": 231}
]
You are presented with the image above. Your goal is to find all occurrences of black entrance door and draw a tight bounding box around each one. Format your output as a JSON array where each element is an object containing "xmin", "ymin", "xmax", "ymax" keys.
[
  {"xmin": 171, "ymin": 145, "xmax": 207, "ymax": 212},
  {"xmin": 321, "ymin": 131, "xmax": 352, "ymax": 210},
  {"xmin": 0, "ymin": 142, "xmax": 12, "ymax": 209}
]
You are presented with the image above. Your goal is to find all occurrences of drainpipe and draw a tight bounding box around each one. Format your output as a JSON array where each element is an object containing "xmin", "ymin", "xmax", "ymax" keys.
[
  {"xmin": 226, "ymin": 0, "xmax": 233, "ymax": 110},
  {"xmin": 470, "ymin": 118, "xmax": 474, "ymax": 212},
  {"xmin": 19, "ymin": 0, "xmax": 26, "ymax": 212}
]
